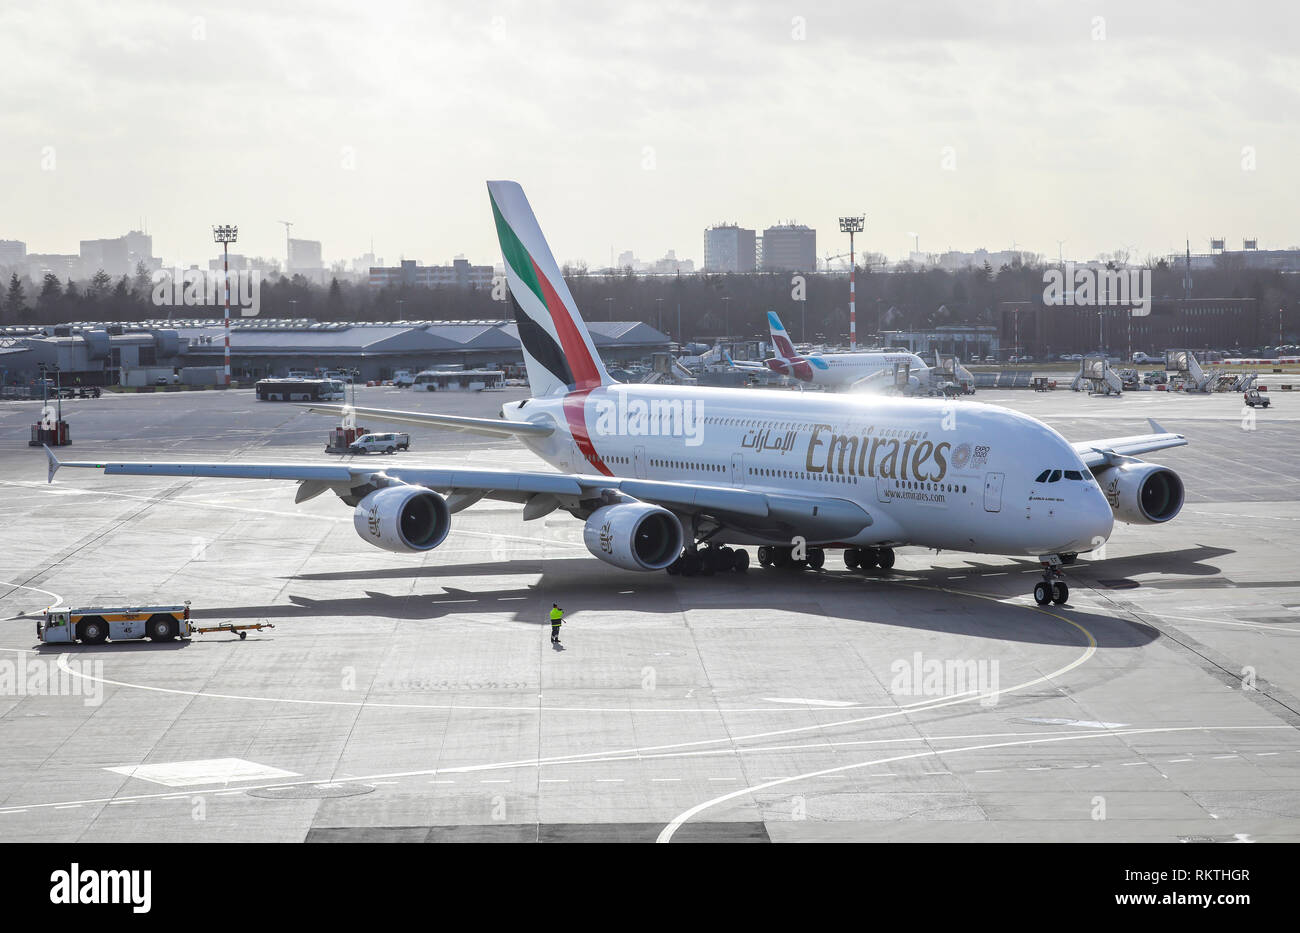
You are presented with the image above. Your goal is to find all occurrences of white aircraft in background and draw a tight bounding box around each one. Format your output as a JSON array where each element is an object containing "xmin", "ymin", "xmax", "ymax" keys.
[
  {"xmin": 728, "ymin": 312, "xmax": 931, "ymax": 392},
  {"xmin": 47, "ymin": 181, "xmax": 1189, "ymax": 605}
]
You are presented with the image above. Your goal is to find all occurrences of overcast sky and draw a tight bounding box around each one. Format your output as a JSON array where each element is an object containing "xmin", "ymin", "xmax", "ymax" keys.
[{"xmin": 2, "ymin": 0, "xmax": 1296, "ymax": 271}]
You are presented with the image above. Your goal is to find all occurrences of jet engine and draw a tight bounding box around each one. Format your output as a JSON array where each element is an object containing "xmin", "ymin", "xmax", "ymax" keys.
[
  {"xmin": 353, "ymin": 486, "xmax": 451, "ymax": 552},
  {"xmin": 1095, "ymin": 462, "xmax": 1184, "ymax": 525},
  {"xmin": 583, "ymin": 503, "xmax": 683, "ymax": 571}
]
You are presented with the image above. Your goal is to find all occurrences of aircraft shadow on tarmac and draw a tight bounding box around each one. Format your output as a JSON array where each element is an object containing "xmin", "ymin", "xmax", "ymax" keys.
[{"xmin": 199, "ymin": 564, "xmax": 1162, "ymax": 649}]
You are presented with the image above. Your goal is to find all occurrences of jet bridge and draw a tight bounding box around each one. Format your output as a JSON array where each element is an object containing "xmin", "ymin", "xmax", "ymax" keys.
[{"xmin": 1070, "ymin": 355, "xmax": 1124, "ymax": 395}]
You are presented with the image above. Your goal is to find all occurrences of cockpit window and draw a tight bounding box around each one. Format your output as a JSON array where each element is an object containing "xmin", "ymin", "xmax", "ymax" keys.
[
  {"xmin": 1047, "ymin": 470, "xmax": 1062, "ymax": 482},
  {"xmin": 1064, "ymin": 470, "xmax": 1083, "ymax": 480},
  {"xmin": 1034, "ymin": 470, "xmax": 1050, "ymax": 483}
]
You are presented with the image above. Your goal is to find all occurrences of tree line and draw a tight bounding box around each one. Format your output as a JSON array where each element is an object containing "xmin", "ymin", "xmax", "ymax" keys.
[{"xmin": 3, "ymin": 255, "xmax": 1296, "ymax": 346}]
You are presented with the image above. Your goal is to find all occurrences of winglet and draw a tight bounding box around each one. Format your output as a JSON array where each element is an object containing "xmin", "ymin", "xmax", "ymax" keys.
[{"xmin": 44, "ymin": 444, "xmax": 60, "ymax": 484}]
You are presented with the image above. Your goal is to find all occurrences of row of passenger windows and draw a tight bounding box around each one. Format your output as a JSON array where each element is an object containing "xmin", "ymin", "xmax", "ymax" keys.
[
  {"xmin": 749, "ymin": 467, "xmax": 858, "ymax": 484},
  {"xmin": 1034, "ymin": 469, "xmax": 1086, "ymax": 483},
  {"xmin": 651, "ymin": 458, "xmax": 725, "ymax": 473}
]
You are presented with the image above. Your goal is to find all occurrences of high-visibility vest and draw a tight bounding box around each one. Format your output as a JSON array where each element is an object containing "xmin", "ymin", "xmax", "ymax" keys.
[{"xmin": 550, "ymin": 608, "xmax": 563, "ymax": 621}]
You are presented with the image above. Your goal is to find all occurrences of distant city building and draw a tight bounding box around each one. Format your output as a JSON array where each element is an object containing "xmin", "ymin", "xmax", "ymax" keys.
[
  {"xmin": 704, "ymin": 224, "xmax": 756, "ymax": 273},
  {"xmin": 1173, "ymin": 247, "xmax": 1300, "ymax": 273},
  {"xmin": 287, "ymin": 238, "xmax": 323, "ymax": 273},
  {"xmin": 80, "ymin": 230, "xmax": 157, "ymax": 278},
  {"xmin": 0, "ymin": 239, "xmax": 27, "ymax": 271},
  {"xmin": 650, "ymin": 250, "xmax": 694, "ymax": 275},
  {"xmin": 350, "ymin": 252, "xmax": 381, "ymax": 275},
  {"xmin": 761, "ymin": 223, "xmax": 816, "ymax": 273},
  {"xmin": 26, "ymin": 254, "xmax": 80, "ymax": 281},
  {"xmin": 617, "ymin": 249, "xmax": 637, "ymax": 270},
  {"xmin": 932, "ymin": 248, "xmax": 1028, "ymax": 271},
  {"xmin": 368, "ymin": 258, "xmax": 494, "ymax": 290}
]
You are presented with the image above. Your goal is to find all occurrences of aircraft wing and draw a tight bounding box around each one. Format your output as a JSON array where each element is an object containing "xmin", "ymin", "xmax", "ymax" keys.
[
  {"xmin": 45, "ymin": 449, "xmax": 873, "ymax": 541},
  {"xmin": 1073, "ymin": 418, "xmax": 1188, "ymax": 470},
  {"xmin": 301, "ymin": 404, "xmax": 553, "ymax": 438}
]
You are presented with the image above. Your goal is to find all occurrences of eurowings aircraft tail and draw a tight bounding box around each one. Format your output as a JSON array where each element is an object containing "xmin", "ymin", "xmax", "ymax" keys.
[
  {"xmin": 767, "ymin": 311, "xmax": 797, "ymax": 360},
  {"xmin": 487, "ymin": 181, "xmax": 612, "ymax": 396}
]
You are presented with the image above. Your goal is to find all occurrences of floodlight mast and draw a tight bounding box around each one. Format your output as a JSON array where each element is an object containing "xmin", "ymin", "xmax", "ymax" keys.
[
  {"xmin": 839, "ymin": 216, "xmax": 865, "ymax": 350},
  {"xmin": 213, "ymin": 225, "xmax": 238, "ymax": 386}
]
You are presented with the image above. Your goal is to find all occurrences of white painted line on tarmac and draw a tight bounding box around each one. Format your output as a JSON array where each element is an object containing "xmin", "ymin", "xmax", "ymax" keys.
[{"xmin": 655, "ymin": 725, "xmax": 1284, "ymax": 843}]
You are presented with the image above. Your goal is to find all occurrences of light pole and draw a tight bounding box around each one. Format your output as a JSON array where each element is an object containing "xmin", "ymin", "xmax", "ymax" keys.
[
  {"xmin": 605, "ymin": 297, "xmax": 613, "ymax": 321},
  {"xmin": 722, "ymin": 296, "xmax": 731, "ymax": 340},
  {"xmin": 839, "ymin": 215, "xmax": 864, "ymax": 350},
  {"xmin": 655, "ymin": 297, "xmax": 664, "ymax": 333},
  {"xmin": 213, "ymin": 225, "xmax": 237, "ymax": 386}
]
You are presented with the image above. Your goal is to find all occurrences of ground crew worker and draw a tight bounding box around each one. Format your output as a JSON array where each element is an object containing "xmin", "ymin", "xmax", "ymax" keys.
[{"xmin": 549, "ymin": 603, "xmax": 563, "ymax": 644}]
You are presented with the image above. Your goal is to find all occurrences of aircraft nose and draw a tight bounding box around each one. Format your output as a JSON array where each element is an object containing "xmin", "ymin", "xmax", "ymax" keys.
[{"xmin": 1074, "ymin": 488, "xmax": 1114, "ymax": 553}]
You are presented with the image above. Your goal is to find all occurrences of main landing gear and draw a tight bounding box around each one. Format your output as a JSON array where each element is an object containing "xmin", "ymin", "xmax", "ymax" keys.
[
  {"xmin": 755, "ymin": 545, "xmax": 828, "ymax": 571},
  {"xmin": 843, "ymin": 546, "xmax": 895, "ymax": 571},
  {"xmin": 1033, "ymin": 557, "xmax": 1069, "ymax": 606},
  {"xmin": 666, "ymin": 545, "xmax": 749, "ymax": 576}
]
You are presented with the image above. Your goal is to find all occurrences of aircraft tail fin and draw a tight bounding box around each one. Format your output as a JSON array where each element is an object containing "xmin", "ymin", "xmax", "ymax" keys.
[
  {"xmin": 767, "ymin": 310, "xmax": 797, "ymax": 360},
  {"xmin": 487, "ymin": 181, "xmax": 611, "ymax": 396}
]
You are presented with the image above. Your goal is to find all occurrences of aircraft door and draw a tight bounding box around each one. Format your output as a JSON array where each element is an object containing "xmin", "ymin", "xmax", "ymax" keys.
[
  {"xmin": 983, "ymin": 472, "xmax": 1004, "ymax": 512},
  {"xmin": 634, "ymin": 446, "xmax": 647, "ymax": 479},
  {"xmin": 731, "ymin": 453, "xmax": 744, "ymax": 486}
]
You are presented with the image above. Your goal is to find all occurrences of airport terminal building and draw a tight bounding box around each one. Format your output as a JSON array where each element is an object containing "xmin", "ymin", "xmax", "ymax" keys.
[{"xmin": 0, "ymin": 319, "xmax": 671, "ymax": 387}]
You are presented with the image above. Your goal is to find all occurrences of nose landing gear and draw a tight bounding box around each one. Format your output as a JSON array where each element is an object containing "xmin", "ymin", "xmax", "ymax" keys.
[{"xmin": 1033, "ymin": 557, "xmax": 1069, "ymax": 606}]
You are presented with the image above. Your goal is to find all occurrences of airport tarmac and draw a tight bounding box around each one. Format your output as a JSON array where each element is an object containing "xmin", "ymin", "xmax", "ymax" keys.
[{"xmin": 1, "ymin": 383, "xmax": 1298, "ymax": 843}]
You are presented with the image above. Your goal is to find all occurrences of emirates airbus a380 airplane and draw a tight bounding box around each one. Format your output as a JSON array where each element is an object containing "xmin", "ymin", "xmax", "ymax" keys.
[{"xmin": 46, "ymin": 181, "xmax": 1188, "ymax": 605}]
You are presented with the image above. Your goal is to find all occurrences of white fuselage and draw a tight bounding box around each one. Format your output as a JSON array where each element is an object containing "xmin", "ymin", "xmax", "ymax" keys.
[
  {"xmin": 504, "ymin": 383, "xmax": 1114, "ymax": 557},
  {"xmin": 772, "ymin": 350, "xmax": 930, "ymax": 390}
]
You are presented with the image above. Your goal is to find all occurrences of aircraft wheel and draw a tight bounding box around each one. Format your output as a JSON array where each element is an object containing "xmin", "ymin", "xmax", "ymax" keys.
[
  {"xmin": 732, "ymin": 549, "xmax": 749, "ymax": 573},
  {"xmin": 807, "ymin": 548, "xmax": 825, "ymax": 570},
  {"xmin": 666, "ymin": 555, "xmax": 682, "ymax": 575},
  {"xmin": 858, "ymin": 549, "xmax": 878, "ymax": 569},
  {"xmin": 773, "ymin": 548, "xmax": 792, "ymax": 568},
  {"xmin": 875, "ymin": 547, "xmax": 895, "ymax": 570},
  {"xmin": 757, "ymin": 546, "xmax": 773, "ymax": 568},
  {"xmin": 1052, "ymin": 582, "xmax": 1069, "ymax": 605},
  {"xmin": 844, "ymin": 548, "xmax": 860, "ymax": 570},
  {"xmin": 680, "ymin": 552, "xmax": 702, "ymax": 576},
  {"xmin": 1060, "ymin": 553, "xmax": 1077, "ymax": 565},
  {"xmin": 1033, "ymin": 581, "xmax": 1051, "ymax": 605}
]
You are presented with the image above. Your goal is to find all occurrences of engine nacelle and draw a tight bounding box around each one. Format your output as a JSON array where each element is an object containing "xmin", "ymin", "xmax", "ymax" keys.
[
  {"xmin": 1096, "ymin": 462, "xmax": 1184, "ymax": 525},
  {"xmin": 583, "ymin": 503, "xmax": 684, "ymax": 572},
  {"xmin": 353, "ymin": 486, "xmax": 451, "ymax": 552}
]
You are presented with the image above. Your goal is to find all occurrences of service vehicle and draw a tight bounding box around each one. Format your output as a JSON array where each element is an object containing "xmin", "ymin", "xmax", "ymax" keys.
[
  {"xmin": 1244, "ymin": 388, "xmax": 1271, "ymax": 408},
  {"xmin": 393, "ymin": 370, "xmax": 416, "ymax": 387},
  {"xmin": 38, "ymin": 604, "xmax": 191, "ymax": 644},
  {"xmin": 348, "ymin": 431, "xmax": 411, "ymax": 454},
  {"xmin": 37, "ymin": 603, "xmax": 274, "ymax": 643},
  {"xmin": 255, "ymin": 378, "xmax": 346, "ymax": 401}
]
